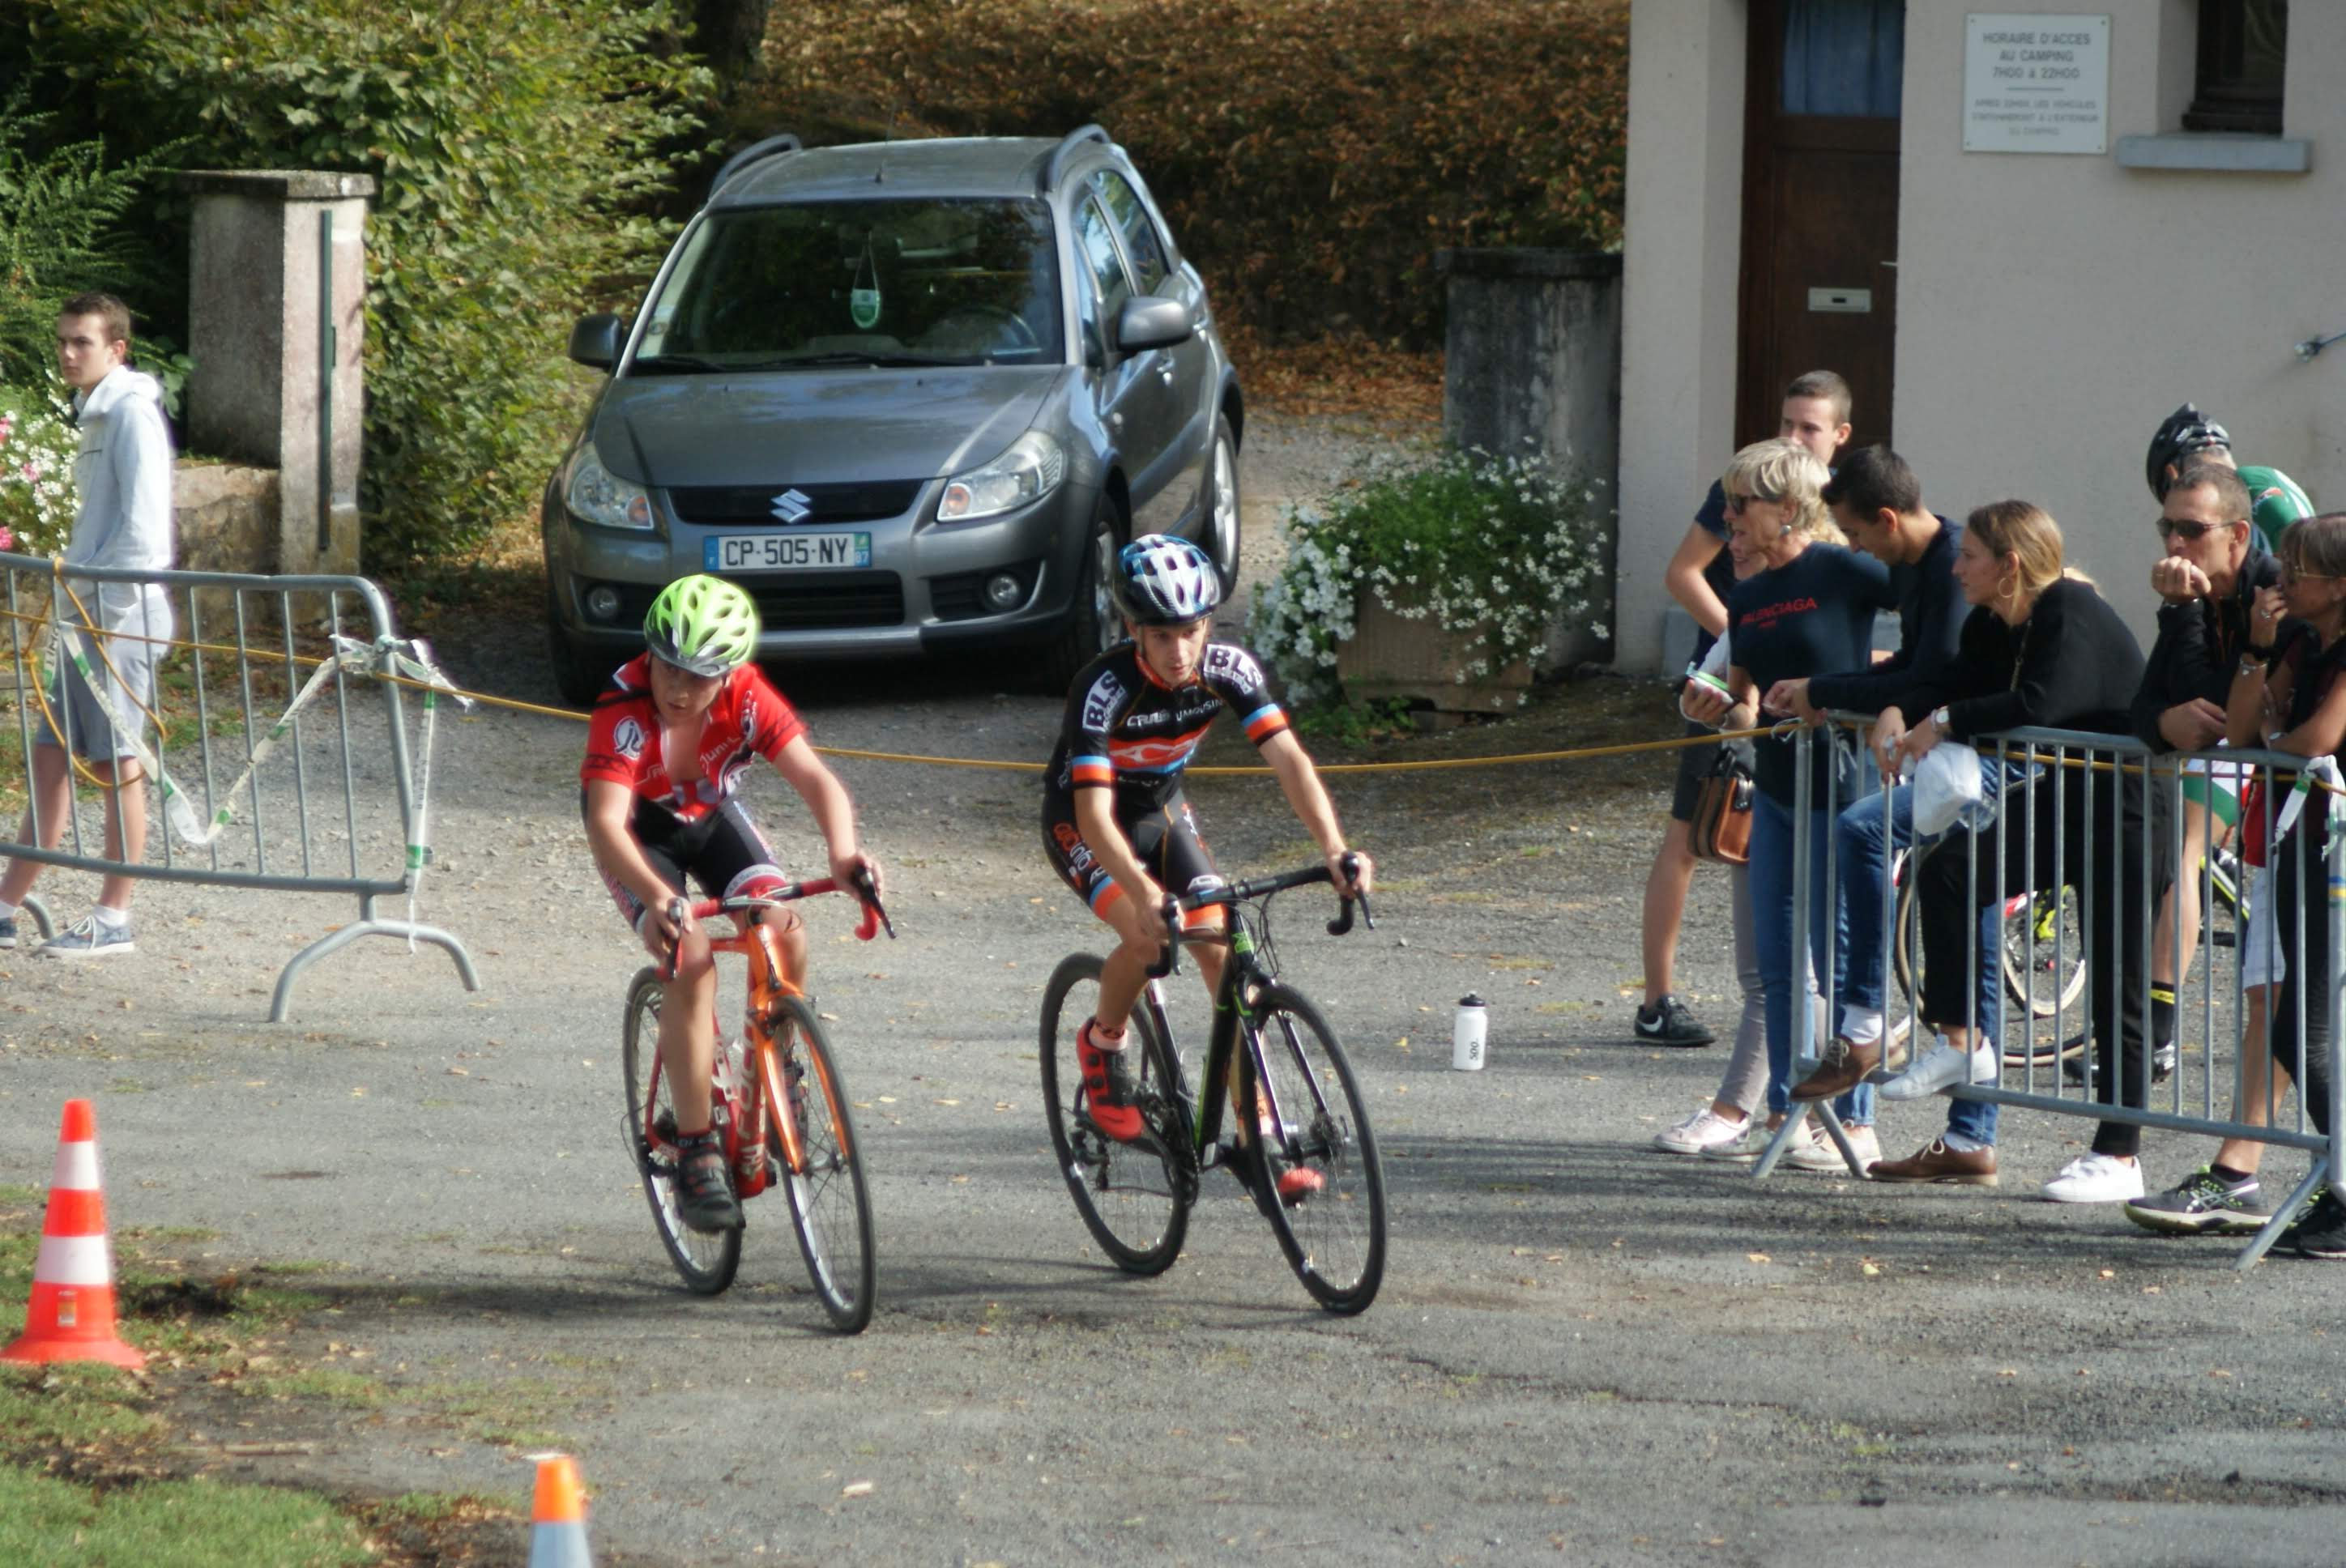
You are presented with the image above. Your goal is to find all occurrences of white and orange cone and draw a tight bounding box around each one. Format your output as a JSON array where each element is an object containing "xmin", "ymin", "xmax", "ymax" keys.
[
  {"xmin": 3, "ymin": 1098, "xmax": 144, "ymax": 1369},
  {"xmin": 527, "ymin": 1453, "xmax": 594, "ymax": 1567}
]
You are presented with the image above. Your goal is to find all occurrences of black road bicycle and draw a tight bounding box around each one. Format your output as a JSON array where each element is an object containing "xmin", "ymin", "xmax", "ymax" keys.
[{"xmin": 1037, "ymin": 859, "xmax": 1388, "ymax": 1314}]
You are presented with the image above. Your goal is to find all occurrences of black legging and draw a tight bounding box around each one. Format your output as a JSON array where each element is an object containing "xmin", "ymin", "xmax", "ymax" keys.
[
  {"xmin": 1918, "ymin": 759, "xmax": 2168, "ymax": 1157},
  {"xmin": 2268, "ymin": 808, "xmax": 2340, "ymax": 1139}
]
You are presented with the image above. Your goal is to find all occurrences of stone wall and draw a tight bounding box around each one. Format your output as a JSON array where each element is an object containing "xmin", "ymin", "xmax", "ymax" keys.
[{"xmin": 173, "ymin": 459, "xmax": 279, "ymax": 628}]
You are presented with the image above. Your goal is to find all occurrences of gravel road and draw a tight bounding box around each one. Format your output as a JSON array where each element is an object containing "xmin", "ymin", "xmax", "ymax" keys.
[{"xmin": 4, "ymin": 411, "xmax": 2343, "ymax": 1566}]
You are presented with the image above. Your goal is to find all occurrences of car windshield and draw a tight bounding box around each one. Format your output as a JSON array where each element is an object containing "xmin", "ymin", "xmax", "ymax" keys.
[{"xmin": 633, "ymin": 198, "xmax": 1061, "ymax": 371}]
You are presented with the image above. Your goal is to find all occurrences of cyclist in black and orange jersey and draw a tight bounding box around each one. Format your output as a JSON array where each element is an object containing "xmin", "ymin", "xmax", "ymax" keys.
[
  {"xmin": 1042, "ymin": 535, "xmax": 1371, "ymax": 1189},
  {"xmin": 582, "ymin": 574, "xmax": 882, "ymax": 1234}
]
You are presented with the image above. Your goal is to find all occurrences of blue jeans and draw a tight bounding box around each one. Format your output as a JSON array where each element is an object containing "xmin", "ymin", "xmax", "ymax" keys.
[
  {"xmin": 1751, "ymin": 779, "xmax": 1877, "ymax": 1124},
  {"xmin": 1836, "ymin": 769, "xmax": 2011, "ymax": 1145}
]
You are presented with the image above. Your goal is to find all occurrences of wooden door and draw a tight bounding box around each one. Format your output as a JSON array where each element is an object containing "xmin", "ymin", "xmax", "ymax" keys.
[{"xmin": 1735, "ymin": 0, "xmax": 1904, "ymax": 451}]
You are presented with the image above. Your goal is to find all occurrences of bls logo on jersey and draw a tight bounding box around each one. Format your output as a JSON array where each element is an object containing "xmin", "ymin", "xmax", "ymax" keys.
[
  {"xmin": 1081, "ymin": 671, "xmax": 1127, "ymax": 732},
  {"xmin": 1203, "ymin": 645, "xmax": 1264, "ymax": 692},
  {"xmin": 611, "ymin": 718, "xmax": 646, "ymax": 759}
]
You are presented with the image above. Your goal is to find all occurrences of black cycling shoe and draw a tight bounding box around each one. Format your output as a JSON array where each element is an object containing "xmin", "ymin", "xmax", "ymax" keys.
[{"xmin": 674, "ymin": 1129, "xmax": 744, "ymax": 1234}]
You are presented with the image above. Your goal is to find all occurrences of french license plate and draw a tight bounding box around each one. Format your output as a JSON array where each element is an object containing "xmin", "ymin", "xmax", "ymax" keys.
[{"xmin": 704, "ymin": 531, "xmax": 872, "ymax": 572}]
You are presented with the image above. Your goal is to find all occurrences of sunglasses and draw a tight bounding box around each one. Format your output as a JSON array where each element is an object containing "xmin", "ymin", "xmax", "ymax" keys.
[
  {"xmin": 2156, "ymin": 516, "xmax": 2241, "ymax": 542},
  {"xmin": 1723, "ymin": 490, "xmax": 1775, "ymax": 516},
  {"xmin": 2280, "ymin": 562, "xmax": 2339, "ymax": 585}
]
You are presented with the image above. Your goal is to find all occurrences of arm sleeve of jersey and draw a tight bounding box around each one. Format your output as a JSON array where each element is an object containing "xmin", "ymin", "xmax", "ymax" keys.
[
  {"xmin": 1066, "ymin": 666, "xmax": 1126, "ymax": 790},
  {"xmin": 740, "ymin": 667, "xmax": 809, "ymax": 763},
  {"xmin": 1208, "ymin": 645, "xmax": 1291, "ymax": 746},
  {"xmin": 580, "ymin": 701, "xmax": 645, "ymax": 790}
]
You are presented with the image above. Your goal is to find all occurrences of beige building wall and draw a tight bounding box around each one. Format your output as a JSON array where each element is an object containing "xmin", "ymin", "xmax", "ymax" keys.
[
  {"xmin": 1617, "ymin": 0, "xmax": 1747, "ymax": 672},
  {"xmin": 1896, "ymin": 0, "xmax": 2343, "ymax": 650},
  {"xmin": 1617, "ymin": 0, "xmax": 2344, "ymax": 668}
]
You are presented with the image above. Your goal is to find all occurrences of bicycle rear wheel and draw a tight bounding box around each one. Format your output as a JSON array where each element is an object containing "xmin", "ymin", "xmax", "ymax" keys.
[
  {"xmin": 1039, "ymin": 953, "xmax": 1190, "ymax": 1275},
  {"xmin": 1892, "ymin": 867, "xmax": 2088, "ymax": 1068},
  {"xmin": 1242, "ymin": 985, "xmax": 1386, "ymax": 1314},
  {"xmin": 765, "ymin": 995, "xmax": 877, "ymax": 1334},
  {"xmin": 621, "ymin": 967, "xmax": 742, "ymax": 1296}
]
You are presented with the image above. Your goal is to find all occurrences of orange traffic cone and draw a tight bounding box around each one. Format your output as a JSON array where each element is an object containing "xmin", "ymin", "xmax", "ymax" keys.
[
  {"xmin": 527, "ymin": 1453, "xmax": 594, "ymax": 1567},
  {"xmin": 3, "ymin": 1099, "xmax": 144, "ymax": 1369}
]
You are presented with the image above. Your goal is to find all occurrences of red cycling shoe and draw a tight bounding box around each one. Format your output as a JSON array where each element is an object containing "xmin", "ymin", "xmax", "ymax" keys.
[{"xmin": 1077, "ymin": 1020, "xmax": 1145, "ymax": 1142}]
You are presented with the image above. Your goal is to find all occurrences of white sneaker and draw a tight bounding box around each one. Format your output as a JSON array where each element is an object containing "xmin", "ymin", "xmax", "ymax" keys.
[
  {"xmin": 1653, "ymin": 1107, "xmax": 1748, "ymax": 1156},
  {"xmin": 1879, "ymin": 1036, "xmax": 1997, "ymax": 1101},
  {"xmin": 1786, "ymin": 1122, "xmax": 1879, "ymax": 1174},
  {"xmin": 2042, "ymin": 1153, "xmax": 2145, "ymax": 1204}
]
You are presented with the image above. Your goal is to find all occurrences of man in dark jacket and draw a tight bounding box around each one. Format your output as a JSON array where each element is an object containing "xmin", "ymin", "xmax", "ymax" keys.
[
  {"xmin": 2122, "ymin": 462, "xmax": 2288, "ymax": 1231},
  {"xmin": 1759, "ymin": 446, "xmax": 1967, "ymax": 1120}
]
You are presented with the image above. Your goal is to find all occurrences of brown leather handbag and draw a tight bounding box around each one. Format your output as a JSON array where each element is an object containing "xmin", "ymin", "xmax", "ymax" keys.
[{"xmin": 1689, "ymin": 747, "xmax": 1754, "ymax": 866}]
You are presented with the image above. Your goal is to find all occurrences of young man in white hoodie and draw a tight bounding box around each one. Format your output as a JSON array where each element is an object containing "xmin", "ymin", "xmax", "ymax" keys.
[{"xmin": 0, "ymin": 292, "xmax": 176, "ymax": 957}]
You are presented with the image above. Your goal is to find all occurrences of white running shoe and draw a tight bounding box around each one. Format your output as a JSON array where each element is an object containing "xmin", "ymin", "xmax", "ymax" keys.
[
  {"xmin": 2042, "ymin": 1152, "xmax": 2145, "ymax": 1204},
  {"xmin": 1653, "ymin": 1106, "xmax": 1748, "ymax": 1156},
  {"xmin": 1879, "ymin": 1035, "xmax": 1997, "ymax": 1101},
  {"xmin": 1786, "ymin": 1122, "xmax": 1879, "ymax": 1174}
]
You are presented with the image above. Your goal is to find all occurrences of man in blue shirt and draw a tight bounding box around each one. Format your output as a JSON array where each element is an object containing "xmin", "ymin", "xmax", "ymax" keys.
[{"xmin": 1636, "ymin": 370, "xmax": 1851, "ymax": 1046}]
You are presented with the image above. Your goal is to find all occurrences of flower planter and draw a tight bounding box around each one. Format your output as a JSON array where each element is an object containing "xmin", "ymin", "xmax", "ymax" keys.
[{"xmin": 1334, "ymin": 592, "xmax": 1533, "ymax": 713}]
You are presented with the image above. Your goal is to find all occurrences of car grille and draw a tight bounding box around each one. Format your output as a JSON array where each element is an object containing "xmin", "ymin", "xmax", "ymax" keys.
[
  {"xmin": 746, "ymin": 572, "xmax": 904, "ymax": 630},
  {"xmin": 667, "ymin": 480, "xmax": 924, "ymax": 526}
]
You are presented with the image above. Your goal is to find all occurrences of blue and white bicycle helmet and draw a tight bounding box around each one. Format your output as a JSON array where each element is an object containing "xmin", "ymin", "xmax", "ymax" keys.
[{"xmin": 1111, "ymin": 533, "xmax": 1222, "ymax": 626}]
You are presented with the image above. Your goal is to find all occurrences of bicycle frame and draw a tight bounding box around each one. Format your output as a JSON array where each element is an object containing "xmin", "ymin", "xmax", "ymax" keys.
[
  {"xmin": 642, "ymin": 877, "xmax": 888, "ymax": 1197},
  {"xmin": 1137, "ymin": 862, "xmax": 1371, "ymax": 1186}
]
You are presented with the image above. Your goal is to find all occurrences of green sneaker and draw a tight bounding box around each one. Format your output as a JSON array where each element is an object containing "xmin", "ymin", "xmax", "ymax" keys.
[{"xmin": 2123, "ymin": 1166, "xmax": 2266, "ymax": 1236}]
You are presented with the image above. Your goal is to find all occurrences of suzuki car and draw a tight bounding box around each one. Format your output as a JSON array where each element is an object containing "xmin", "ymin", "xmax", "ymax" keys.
[{"xmin": 541, "ymin": 126, "xmax": 1244, "ymax": 701}]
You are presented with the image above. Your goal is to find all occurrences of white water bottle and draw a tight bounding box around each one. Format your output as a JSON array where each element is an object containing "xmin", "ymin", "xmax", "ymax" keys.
[{"xmin": 1452, "ymin": 995, "xmax": 1487, "ymax": 1072}]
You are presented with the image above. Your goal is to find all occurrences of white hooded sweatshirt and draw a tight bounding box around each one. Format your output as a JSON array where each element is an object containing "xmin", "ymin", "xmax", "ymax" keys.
[{"xmin": 68, "ymin": 364, "xmax": 175, "ymax": 634}]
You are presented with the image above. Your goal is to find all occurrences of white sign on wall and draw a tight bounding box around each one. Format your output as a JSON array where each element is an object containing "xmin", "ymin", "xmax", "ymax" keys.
[{"xmin": 1964, "ymin": 13, "xmax": 2111, "ymax": 154}]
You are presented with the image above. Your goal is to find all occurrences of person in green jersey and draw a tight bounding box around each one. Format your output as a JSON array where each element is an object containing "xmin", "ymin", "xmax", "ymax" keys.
[{"xmin": 2146, "ymin": 402, "xmax": 2315, "ymax": 552}]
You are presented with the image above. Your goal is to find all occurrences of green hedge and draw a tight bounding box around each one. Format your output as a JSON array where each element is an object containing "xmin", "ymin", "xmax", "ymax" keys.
[
  {"xmin": 23, "ymin": 0, "xmax": 710, "ymax": 557},
  {"xmin": 757, "ymin": 0, "xmax": 1628, "ymax": 346}
]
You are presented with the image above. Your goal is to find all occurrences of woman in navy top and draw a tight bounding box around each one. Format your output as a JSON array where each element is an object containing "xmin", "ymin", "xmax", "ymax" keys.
[{"xmin": 1689, "ymin": 439, "xmax": 1893, "ymax": 1165}]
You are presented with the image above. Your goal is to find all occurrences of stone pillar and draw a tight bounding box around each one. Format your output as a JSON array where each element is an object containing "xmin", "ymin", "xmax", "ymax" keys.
[
  {"xmin": 1436, "ymin": 249, "xmax": 1623, "ymax": 671},
  {"xmin": 181, "ymin": 171, "xmax": 374, "ymax": 576}
]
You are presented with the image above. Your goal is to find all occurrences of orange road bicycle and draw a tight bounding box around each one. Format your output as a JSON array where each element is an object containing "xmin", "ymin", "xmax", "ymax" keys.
[{"xmin": 620, "ymin": 876, "xmax": 893, "ymax": 1332}]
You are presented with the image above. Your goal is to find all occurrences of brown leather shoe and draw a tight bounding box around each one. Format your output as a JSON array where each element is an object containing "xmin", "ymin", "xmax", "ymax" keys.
[
  {"xmin": 1789, "ymin": 1035, "xmax": 1882, "ymax": 1102},
  {"xmin": 1870, "ymin": 1138, "xmax": 1999, "ymax": 1186}
]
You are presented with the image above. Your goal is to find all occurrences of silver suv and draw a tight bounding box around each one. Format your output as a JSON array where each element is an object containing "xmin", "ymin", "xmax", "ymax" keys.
[{"xmin": 541, "ymin": 126, "xmax": 1243, "ymax": 701}]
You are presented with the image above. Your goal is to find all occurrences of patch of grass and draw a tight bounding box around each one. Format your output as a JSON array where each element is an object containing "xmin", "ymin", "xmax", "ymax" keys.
[
  {"xmin": 0, "ymin": 1184, "xmax": 41, "ymax": 1206},
  {"xmin": 372, "ymin": 1488, "xmax": 525, "ymax": 1525},
  {"xmin": 119, "ymin": 1225, "xmax": 224, "ymax": 1244},
  {"xmin": 0, "ymin": 1466, "xmax": 373, "ymax": 1567},
  {"xmin": 416, "ymin": 1376, "xmax": 582, "ymax": 1451},
  {"xmin": 235, "ymin": 1367, "xmax": 387, "ymax": 1408},
  {"xmin": 0, "ymin": 1366, "xmax": 167, "ymax": 1451}
]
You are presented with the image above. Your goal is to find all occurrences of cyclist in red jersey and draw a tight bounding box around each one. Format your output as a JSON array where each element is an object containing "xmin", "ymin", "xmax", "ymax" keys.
[
  {"xmin": 1043, "ymin": 535, "xmax": 1371, "ymax": 1196},
  {"xmin": 582, "ymin": 575, "xmax": 881, "ymax": 1234}
]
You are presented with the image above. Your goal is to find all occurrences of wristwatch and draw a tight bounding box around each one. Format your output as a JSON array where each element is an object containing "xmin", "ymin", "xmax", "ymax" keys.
[{"xmin": 1930, "ymin": 705, "xmax": 1951, "ymax": 731}]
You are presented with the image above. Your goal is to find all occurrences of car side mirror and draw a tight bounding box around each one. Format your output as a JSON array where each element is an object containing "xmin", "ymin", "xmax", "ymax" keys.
[
  {"xmin": 568, "ymin": 313, "xmax": 625, "ymax": 371},
  {"xmin": 1114, "ymin": 296, "xmax": 1193, "ymax": 355}
]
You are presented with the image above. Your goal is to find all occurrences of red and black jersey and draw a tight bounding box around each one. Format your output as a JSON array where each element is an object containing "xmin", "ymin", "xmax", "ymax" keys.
[
  {"xmin": 1044, "ymin": 641, "xmax": 1290, "ymax": 815},
  {"xmin": 580, "ymin": 654, "xmax": 807, "ymax": 823}
]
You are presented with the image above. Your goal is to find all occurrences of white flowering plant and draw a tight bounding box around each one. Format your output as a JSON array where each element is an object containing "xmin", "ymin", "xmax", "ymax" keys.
[
  {"xmin": 0, "ymin": 381, "xmax": 79, "ymax": 556},
  {"xmin": 1248, "ymin": 441, "xmax": 1610, "ymax": 705}
]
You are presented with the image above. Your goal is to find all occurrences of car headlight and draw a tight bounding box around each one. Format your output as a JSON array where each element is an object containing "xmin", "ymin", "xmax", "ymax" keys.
[
  {"xmin": 938, "ymin": 430, "xmax": 1066, "ymax": 522},
  {"xmin": 565, "ymin": 441, "xmax": 655, "ymax": 530}
]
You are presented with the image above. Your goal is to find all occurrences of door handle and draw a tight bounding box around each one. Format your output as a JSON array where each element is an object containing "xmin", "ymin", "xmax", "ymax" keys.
[
  {"xmin": 1110, "ymin": 412, "xmax": 1124, "ymax": 432},
  {"xmin": 1156, "ymin": 359, "xmax": 1175, "ymax": 382}
]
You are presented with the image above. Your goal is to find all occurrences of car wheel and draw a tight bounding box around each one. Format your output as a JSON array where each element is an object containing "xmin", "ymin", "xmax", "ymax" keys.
[
  {"xmin": 547, "ymin": 586, "xmax": 608, "ymax": 708},
  {"xmin": 1042, "ymin": 497, "xmax": 1121, "ymax": 691},
  {"xmin": 1204, "ymin": 414, "xmax": 1241, "ymax": 593}
]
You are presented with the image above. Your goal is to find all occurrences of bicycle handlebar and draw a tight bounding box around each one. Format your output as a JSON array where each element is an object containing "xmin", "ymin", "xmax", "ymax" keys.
[
  {"xmin": 657, "ymin": 869, "xmax": 894, "ymax": 979},
  {"xmin": 1144, "ymin": 853, "xmax": 1373, "ymax": 979}
]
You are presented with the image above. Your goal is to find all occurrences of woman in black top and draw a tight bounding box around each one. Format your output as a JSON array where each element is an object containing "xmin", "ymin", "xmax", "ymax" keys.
[
  {"xmin": 1872, "ymin": 502, "xmax": 2156, "ymax": 1199},
  {"xmin": 2223, "ymin": 512, "xmax": 2346, "ymax": 1257}
]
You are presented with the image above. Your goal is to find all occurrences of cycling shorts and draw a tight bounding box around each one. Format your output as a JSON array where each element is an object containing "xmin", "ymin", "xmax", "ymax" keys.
[
  {"xmin": 1041, "ymin": 790, "xmax": 1226, "ymax": 929},
  {"xmin": 2178, "ymin": 751, "xmax": 2246, "ymax": 829},
  {"xmin": 596, "ymin": 797, "xmax": 791, "ymax": 939}
]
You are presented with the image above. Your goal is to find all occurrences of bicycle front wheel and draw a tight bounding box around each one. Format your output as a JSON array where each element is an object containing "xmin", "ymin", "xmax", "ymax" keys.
[
  {"xmin": 1039, "ymin": 953, "xmax": 1190, "ymax": 1275},
  {"xmin": 621, "ymin": 966, "xmax": 742, "ymax": 1297},
  {"xmin": 1243, "ymin": 985, "xmax": 1386, "ymax": 1314},
  {"xmin": 766, "ymin": 995, "xmax": 877, "ymax": 1334}
]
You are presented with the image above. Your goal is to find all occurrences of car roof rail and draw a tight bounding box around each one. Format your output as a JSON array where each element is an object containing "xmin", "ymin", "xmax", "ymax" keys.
[
  {"xmin": 1042, "ymin": 125, "xmax": 1111, "ymax": 193},
  {"xmin": 709, "ymin": 133, "xmax": 804, "ymax": 200}
]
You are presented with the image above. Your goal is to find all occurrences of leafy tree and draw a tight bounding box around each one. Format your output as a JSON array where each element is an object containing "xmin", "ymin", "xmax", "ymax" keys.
[{"xmin": 0, "ymin": 89, "xmax": 171, "ymax": 386}]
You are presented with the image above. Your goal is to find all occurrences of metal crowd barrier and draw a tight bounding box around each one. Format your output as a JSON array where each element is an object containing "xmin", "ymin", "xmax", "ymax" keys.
[
  {"xmin": 1763, "ymin": 718, "xmax": 2343, "ymax": 1271},
  {"xmin": 1, "ymin": 551, "xmax": 479, "ymax": 1021}
]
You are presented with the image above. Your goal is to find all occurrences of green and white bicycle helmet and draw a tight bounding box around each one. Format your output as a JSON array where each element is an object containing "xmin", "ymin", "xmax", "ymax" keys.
[{"xmin": 644, "ymin": 574, "xmax": 760, "ymax": 676}]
